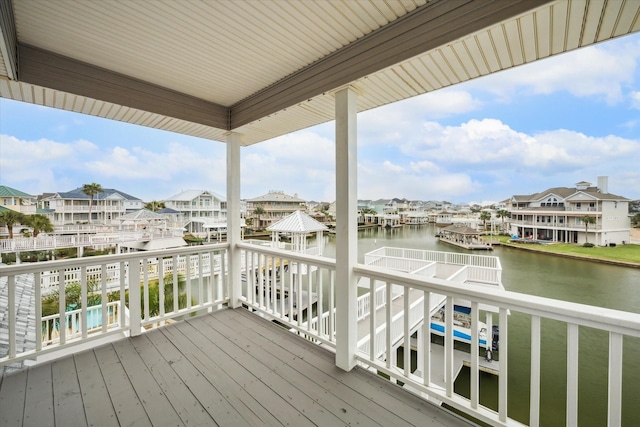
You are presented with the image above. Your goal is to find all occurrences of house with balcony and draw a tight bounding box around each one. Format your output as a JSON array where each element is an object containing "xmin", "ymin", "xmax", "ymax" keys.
[
  {"xmin": 0, "ymin": 185, "xmax": 37, "ymax": 215},
  {"xmin": 509, "ymin": 177, "xmax": 630, "ymax": 245},
  {"xmin": 163, "ymin": 189, "xmax": 227, "ymax": 234},
  {"xmin": 1, "ymin": 2, "xmax": 640, "ymax": 427},
  {"xmin": 37, "ymin": 187, "xmax": 143, "ymax": 225},
  {"xmin": 246, "ymin": 191, "xmax": 306, "ymax": 229}
]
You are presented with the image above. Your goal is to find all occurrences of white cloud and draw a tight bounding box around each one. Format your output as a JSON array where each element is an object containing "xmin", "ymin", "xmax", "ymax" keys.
[
  {"xmin": 396, "ymin": 119, "xmax": 639, "ymax": 175},
  {"xmin": 0, "ymin": 134, "xmax": 97, "ymax": 182},
  {"xmin": 242, "ymin": 131, "xmax": 335, "ymax": 200},
  {"xmin": 358, "ymin": 89, "xmax": 482, "ymax": 145},
  {"xmin": 631, "ymin": 91, "xmax": 640, "ymax": 110},
  {"xmin": 470, "ymin": 38, "xmax": 640, "ymax": 104},
  {"xmin": 383, "ymin": 160, "xmax": 405, "ymax": 173}
]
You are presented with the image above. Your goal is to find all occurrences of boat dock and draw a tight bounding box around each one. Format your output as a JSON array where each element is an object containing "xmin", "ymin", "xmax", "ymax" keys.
[{"xmin": 439, "ymin": 238, "xmax": 494, "ymax": 250}]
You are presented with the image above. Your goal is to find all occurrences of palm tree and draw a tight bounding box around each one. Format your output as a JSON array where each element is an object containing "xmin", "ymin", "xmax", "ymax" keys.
[
  {"xmin": 145, "ymin": 200, "xmax": 165, "ymax": 212},
  {"xmin": 496, "ymin": 209, "xmax": 510, "ymax": 232},
  {"xmin": 82, "ymin": 183, "xmax": 103, "ymax": 223},
  {"xmin": 0, "ymin": 210, "xmax": 25, "ymax": 239},
  {"xmin": 479, "ymin": 211, "xmax": 492, "ymax": 231},
  {"xmin": 24, "ymin": 214, "xmax": 54, "ymax": 237},
  {"xmin": 253, "ymin": 205, "xmax": 265, "ymax": 230},
  {"xmin": 582, "ymin": 215, "xmax": 596, "ymax": 243}
]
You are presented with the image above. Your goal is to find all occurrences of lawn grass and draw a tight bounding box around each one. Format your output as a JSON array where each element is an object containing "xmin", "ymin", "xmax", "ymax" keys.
[{"xmin": 500, "ymin": 239, "xmax": 640, "ymax": 264}]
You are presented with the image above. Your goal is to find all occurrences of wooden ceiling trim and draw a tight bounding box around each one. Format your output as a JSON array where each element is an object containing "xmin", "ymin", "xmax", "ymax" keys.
[
  {"xmin": 18, "ymin": 44, "xmax": 230, "ymax": 130},
  {"xmin": 230, "ymin": 0, "xmax": 552, "ymax": 129}
]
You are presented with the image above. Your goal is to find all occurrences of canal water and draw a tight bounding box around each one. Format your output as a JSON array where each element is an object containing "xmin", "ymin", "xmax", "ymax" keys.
[{"xmin": 320, "ymin": 224, "xmax": 640, "ymax": 426}]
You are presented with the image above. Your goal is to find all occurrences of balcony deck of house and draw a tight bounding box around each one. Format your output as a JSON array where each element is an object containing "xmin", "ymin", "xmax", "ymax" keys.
[
  {"xmin": 0, "ymin": 308, "xmax": 471, "ymax": 427},
  {"xmin": 2, "ymin": 242, "xmax": 640, "ymax": 426}
]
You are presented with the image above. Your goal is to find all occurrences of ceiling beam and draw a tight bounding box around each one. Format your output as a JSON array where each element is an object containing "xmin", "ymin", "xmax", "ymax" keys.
[
  {"xmin": 0, "ymin": 0, "xmax": 18, "ymax": 79},
  {"xmin": 230, "ymin": 0, "xmax": 552, "ymax": 129},
  {"xmin": 18, "ymin": 44, "xmax": 230, "ymax": 130}
]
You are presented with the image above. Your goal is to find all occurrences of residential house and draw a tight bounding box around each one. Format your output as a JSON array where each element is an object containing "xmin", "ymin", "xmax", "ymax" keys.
[
  {"xmin": 246, "ymin": 191, "xmax": 306, "ymax": 229},
  {"xmin": 0, "ymin": 185, "xmax": 36, "ymax": 215},
  {"xmin": 509, "ymin": 176, "xmax": 630, "ymax": 245},
  {"xmin": 38, "ymin": 188, "xmax": 143, "ymax": 225},
  {"xmin": 163, "ymin": 190, "xmax": 227, "ymax": 234}
]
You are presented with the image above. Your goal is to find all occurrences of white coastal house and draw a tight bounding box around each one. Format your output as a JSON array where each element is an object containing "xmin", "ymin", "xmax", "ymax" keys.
[
  {"xmin": 38, "ymin": 187, "xmax": 144, "ymax": 225},
  {"xmin": 0, "ymin": 185, "xmax": 37, "ymax": 215},
  {"xmin": 246, "ymin": 191, "xmax": 306, "ymax": 229},
  {"xmin": 163, "ymin": 190, "xmax": 227, "ymax": 234},
  {"xmin": 509, "ymin": 176, "xmax": 630, "ymax": 245}
]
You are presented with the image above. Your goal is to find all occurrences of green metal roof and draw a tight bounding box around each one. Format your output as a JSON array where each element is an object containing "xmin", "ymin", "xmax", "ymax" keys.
[{"xmin": 0, "ymin": 185, "xmax": 33, "ymax": 198}]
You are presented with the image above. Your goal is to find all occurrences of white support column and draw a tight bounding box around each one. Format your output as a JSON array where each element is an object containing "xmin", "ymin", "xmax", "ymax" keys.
[
  {"xmin": 227, "ymin": 132, "xmax": 242, "ymax": 308},
  {"xmin": 335, "ymin": 86, "xmax": 358, "ymax": 371}
]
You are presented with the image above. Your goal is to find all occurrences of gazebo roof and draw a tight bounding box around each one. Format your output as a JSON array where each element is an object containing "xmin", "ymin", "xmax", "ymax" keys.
[
  {"xmin": 267, "ymin": 211, "xmax": 328, "ymax": 233},
  {"xmin": 118, "ymin": 209, "xmax": 165, "ymax": 222},
  {"xmin": 442, "ymin": 224, "xmax": 479, "ymax": 235}
]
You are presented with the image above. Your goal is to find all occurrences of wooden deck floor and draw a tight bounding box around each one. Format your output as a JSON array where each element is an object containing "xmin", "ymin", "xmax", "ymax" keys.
[{"xmin": 0, "ymin": 308, "xmax": 472, "ymax": 427}]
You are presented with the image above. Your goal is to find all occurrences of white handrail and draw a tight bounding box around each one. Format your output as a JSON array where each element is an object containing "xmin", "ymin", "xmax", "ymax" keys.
[{"xmin": 1, "ymin": 243, "xmax": 230, "ymax": 365}]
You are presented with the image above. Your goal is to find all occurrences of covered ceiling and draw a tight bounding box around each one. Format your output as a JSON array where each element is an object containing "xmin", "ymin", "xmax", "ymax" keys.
[{"xmin": 1, "ymin": 0, "xmax": 639, "ymax": 146}]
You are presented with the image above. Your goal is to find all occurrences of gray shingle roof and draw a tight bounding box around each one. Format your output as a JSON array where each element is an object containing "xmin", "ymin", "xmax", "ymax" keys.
[{"xmin": 57, "ymin": 187, "xmax": 142, "ymax": 201}]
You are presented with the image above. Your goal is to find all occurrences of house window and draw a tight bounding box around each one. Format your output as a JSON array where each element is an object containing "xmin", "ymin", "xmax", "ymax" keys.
[{"xmin": 576, "ymin": 203, "xmax": 582, "ymax": 209}]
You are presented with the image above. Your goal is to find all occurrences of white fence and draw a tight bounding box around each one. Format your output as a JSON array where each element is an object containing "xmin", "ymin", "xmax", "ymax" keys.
[
  {"xmin": 1, "ymin": 244, "xmax": 229, "ymax": 364},
  {"xmin": 2, "ymin": 243, "xmax": 639, "ymax": 426},
  {"xmin": 0, "ymin": 230, "xmax": 186, "ymax": 253},
  {"xmin": 352, "ymin": 263, "xmax": 640, "ymax": 427}
]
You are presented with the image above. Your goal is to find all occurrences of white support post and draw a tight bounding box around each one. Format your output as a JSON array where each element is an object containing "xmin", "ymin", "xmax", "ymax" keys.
[
  {"xmin": 128, "ymin": 257, "xmax": 142, "ymax": 337},
  {"xmin": 335, "ymin": 86, "xmax": 358, "ymax": 371},
  {"xmin": 227, "ymin": 132, "xmax": 242, "ymax": 308}
]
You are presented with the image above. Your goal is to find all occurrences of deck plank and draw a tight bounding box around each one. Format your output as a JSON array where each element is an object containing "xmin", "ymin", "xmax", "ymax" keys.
[
  {"xmin": 0, "ymin": 369, "xmax": 28, "ymax": 426},
  {"xmin": 201, "ymin": 312, "xmax": 387, "ymax": 426},
  {"xmin": 171, "ymin": 320, "xmax": 313, "ymax": 426},
  {"xmin": 148, "ymin": 326, "xmax": 253, "ymax": 426},
  {"xmin": 184, "ymin": 316, "xmax": 348, "ymax": 426},
  {"xmin": 129, "ymin": 333, "xmax": 216, "ymax": 426},
  {"xmin": 23, "ymin": 363, "xmax": 54, "ymax": 427},
  {"xmin": 227, "ymin": 308, "xmax": 470, "ymax": 426},
  {"xmin": 94, "ymin": 343, "xmax": 153, "ymax": 427},
  {"xmin": 3, "ymin": 308, "xmax": 473, "ymax": 427},
  {"xmin": 110, "ymin": 338, "xmax": 183, "ymax": 427},
  {"xmin": 52, "ymin": 356, "xmax": 87, "ymax": 426},
  {"xmin": 159, "ymin": 324, "xmax": 277, "ymax": 426},
  {"xmin": 74, "ymin": 349, "xmax": 119, "ymax": 427},
  {"xmin": 216, "ymin": 309, "xmax": 413, "ymax": 426},
  {"xmin": 160, "ymin": 323, "xmax": 284, "ymax": 426}
]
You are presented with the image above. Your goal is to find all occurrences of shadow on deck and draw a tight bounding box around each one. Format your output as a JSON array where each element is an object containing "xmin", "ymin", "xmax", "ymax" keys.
[{"xmin": 0, "ymin": 308, "xmax": 472, "ymax": 426}]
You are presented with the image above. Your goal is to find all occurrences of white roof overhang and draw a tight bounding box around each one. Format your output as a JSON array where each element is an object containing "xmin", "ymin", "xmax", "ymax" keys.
[{"xmin": 1, "ymin": 0, "xmax": 639, "ymax": 146}]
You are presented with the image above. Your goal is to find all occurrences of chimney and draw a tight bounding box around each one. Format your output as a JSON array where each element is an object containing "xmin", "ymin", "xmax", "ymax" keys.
[{"xmin": 598, "ymin": 176, "xmax": 608, "ymax": 194}]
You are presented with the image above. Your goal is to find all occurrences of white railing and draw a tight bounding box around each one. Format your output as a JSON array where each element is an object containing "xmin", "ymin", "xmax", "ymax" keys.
[
  {"xmin": 243, "ymin": 239, "xmax": 322, "ymax": 256},
  {"xmin": 365, "ymin": 247, "xmax": 501, "ymax": 269},
  {"xmin": 41, "ymin": 301, "xmax": 123, "ymax": 346},
  {"xmin": 237, "ymin": 242, "xmax": 337, "ymax": 348},
  {"xmin": 0, "ymin": 243, "xmax": 229, "ymax": 365},
  {"xmin": 0, "ymin": 230, "xmax": 186, "ymax": 253},
  {"xmin": 352, "ymin": 263, "xmax": 640, "ymax": 427},
  {"xmin": 38, "ymin": 252, "xmax": 222, "ymax": 294},
  {"xmin": 3, "ymin": 243, "xmax": 639, "ymax": 426},
  {"xmin": 511, "ymin": 219, "xmax": 602, "ymax": 230}
]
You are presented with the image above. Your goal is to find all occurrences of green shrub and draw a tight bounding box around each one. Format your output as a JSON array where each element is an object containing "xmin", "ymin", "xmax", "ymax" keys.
[{"xmin": 582, "ymin": 242, "xmax": 595, "ymax": 248}]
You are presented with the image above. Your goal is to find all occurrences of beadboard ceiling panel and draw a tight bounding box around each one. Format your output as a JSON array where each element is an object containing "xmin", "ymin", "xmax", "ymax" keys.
[{"xmin": 0, "ymin": 0, "xmax": 638, "ymax": 145}]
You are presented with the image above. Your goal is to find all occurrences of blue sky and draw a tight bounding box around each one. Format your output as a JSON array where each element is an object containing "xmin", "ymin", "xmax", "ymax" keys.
[{"xmin": 1, "ymin": 33, "xmax": 639, "ymax": 205}]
